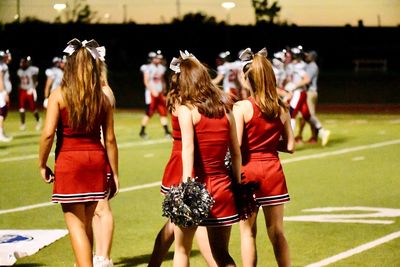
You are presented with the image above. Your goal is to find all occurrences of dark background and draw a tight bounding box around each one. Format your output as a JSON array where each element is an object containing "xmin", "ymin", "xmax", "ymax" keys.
[{"xmin": 1, "ymin": 23, "xmax": 399, "ymax": 108}]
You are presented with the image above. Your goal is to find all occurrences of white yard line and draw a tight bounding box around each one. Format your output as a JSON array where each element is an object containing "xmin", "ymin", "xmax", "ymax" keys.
[
  {"xmin": 280, "ymin": 139, "xmax": 400, "ymax": 164},
  {"xmin": 305, "ymin": 231, "xmax": 400, "ymax": 267},
  {"xmin": 0, "ymin": 181, "xmax": 161, "ymax": 215},
  {"xmin": 1, "ymin": 139, "xmax": 399, "ymax": 215},
  {"xmin": 0, "ymin": 138, "xmax": 170, "ymax": 163}
]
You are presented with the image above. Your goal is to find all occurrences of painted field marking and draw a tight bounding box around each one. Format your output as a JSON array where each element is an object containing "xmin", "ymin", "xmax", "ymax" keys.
[
  {"xmin": 351, "ymin": 156, "xmax": 365, "ymax": 161},
  {"xmin": 0, "ymin": 181, "xmax": 161, "ymax": 215},
  {"xmin": 285, "ymin": 207, "xmax": 400, "ymax": 225},
  {"xmin": 280, "ymin": 139, "xmax": 400, "ymax": 164},
  {"xmin": 1, "ymin": 139, "xmax": 399, "ymax": 214},
  {"xmin": 0, "ymin": 138, "xmax": 170, "ymax": 163},
  {"xmin": 305, "ymin": 230, "xmax": 400, "ymax": 267}
]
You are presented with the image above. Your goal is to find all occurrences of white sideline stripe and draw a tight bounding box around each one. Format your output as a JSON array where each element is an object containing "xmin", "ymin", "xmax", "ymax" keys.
[
  {"xmin": 280, "ymin": 139, "xmax": 400, "ymax": 164},
  {"xmin": 0, "ymin": 181, "xmax": 162, "ymax": 215},
  {"xmin": 305, "ymin": 231, "xmax": 400, "ymax": 267},
  {"xmin": 119, "ymin": 181, "xmax": 160, "ymax": 193},
  {"xmin": 0, "ymin": 202, "xmax": 56, "ymax": 215},
  {"xmin": 0, "ymin": 138, "xmax": 171, "ymax": 163},
  {"xmin": 1, "ymin": 139, "xmax": 399, "ymax": 214}
]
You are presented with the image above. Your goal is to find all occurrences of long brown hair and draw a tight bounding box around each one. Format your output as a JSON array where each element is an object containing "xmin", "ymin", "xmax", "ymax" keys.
[
  {"xmin": 61, "ymin": 47, "xmax": 104, "ymax": 132},
  {"xmin": 243, "ymin": 54, "xmax": 287, "ymax": 119},
  {"xmin": 167, "ymin": 57, "xmax": 231, "ymax": 118}
]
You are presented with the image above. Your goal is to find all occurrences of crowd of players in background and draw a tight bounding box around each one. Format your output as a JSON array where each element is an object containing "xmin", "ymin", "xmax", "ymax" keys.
[
  {"xmin": 0, "ymin": 45, "xmax": 329, "ymax": 146},
  {"xmin": 0, "ymin": 50, "xmax": 65, "ymax": 141},
  {"xmin": 139, "ymin": 45, "xmax": 330, "ymax": 146}
]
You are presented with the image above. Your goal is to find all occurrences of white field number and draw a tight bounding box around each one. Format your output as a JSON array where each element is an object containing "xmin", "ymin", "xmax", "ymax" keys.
[{"xmin": 284, "ymin": 206, "xmax": 400, "ymax": 224}]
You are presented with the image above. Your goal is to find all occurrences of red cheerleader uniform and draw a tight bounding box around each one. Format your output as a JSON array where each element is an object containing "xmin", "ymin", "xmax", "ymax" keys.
[
  {"xmin": 194, "ymin": 114, "xmax": 239, "ymax": 227},
  {"xmin": 52, "ymin": 108, "xmax": 108, "ymax": 203},
  {"xmin": 241, "ymin": 97, "xmax": 290, "ymax": 206},
  {"xmin": 161, "ymin": 115, "xmax": 182, "ymax": 194}
]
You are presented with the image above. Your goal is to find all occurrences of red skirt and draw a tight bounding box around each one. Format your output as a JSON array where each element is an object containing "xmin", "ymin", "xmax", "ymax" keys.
[
  {"xmin": 199, "ymin": 174, "xmax": 239, "ymax": 227},
  {"xmin": 241, "ymin": 156, "xmax": 290, "ymax": 206},
  {"xmin": 161, "ymin": 150, "xmax": 182, "ymax": 194},
  {"xmin": 52, "ymin": 150, "xmax": 107, "ymax": 203}
]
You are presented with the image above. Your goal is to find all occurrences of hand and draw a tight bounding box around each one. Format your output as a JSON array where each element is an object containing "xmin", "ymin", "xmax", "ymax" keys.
[
  {"xmin": 283, "ymin": 92, "xmax": 293, "ymax": 103},
  {"xmin": 40, "ymin": 166, "xmax": 54, "ymax": 183},
  {"xmin": 151, "ymin": 91, "xmax": 159, "ymax": 97},
  {"xmin": 112, "ymin": 175, "xmax": 120, "ymax": 198},
  {"xmin": 284, "ymin": 82, "xmax": 297, "ymax": 92},
  {"xmin": 43, "ymin": 98, "xmax": 48, "ymax": 108}
]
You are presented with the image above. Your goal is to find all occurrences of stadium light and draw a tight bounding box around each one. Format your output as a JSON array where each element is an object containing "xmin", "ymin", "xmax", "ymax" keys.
[
  {"xmin": 104, "ymin": 13, "xmax": 111, "ymax": 23},
  {"xmin": 53, "ymin": 3, "xmax": 67, "ymax": 12},
  {"xmin": 221, "ymin": 2, "xmax": 236, "ymax": 10},
  {"xmin": 221, "ymin": 2, "xmax": 236, "ymax": 25}
]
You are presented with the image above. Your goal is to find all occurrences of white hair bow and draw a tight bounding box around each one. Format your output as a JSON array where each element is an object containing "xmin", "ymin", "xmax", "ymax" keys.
[
  {"xmin": 63, "ymin": 38, "xmax": 106, "ymax": 62},
  {"xmin": 239, "ymin": 47, "xmax": 268, "ymax": 67},
  {"xmin": 169, "ymin": 50, "xmax": 196, "ymax": 73}
]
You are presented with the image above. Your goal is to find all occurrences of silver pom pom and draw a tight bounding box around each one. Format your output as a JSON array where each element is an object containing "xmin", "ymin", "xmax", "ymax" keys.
[{"xmin": 162, "ymin": 178, "xmax": 214, "ymax": 227}]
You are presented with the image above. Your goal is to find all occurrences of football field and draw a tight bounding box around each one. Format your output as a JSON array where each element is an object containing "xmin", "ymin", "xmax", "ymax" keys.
[{"xmin": 0, "ymin": 109, "xmax": 399, "ymax": 266}]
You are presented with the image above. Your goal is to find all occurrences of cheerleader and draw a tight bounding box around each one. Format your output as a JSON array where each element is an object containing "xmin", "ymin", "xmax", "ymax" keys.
[
  {"xmin": 233, "ymin": 48, "xmax": 294, "ymax": 267},
  {"xmin": 92, "ymin": 63, "xmax": 117, "ymax": 267},
  {"xmin": 168, "ymin": 51, "xmax": 241, "ymax": 267},
  {"xmin": 39, "ymin": 39, "xmax": 119, "ymax": 266}
]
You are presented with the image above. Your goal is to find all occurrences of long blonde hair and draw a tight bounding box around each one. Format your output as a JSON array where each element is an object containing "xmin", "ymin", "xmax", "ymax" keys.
[
  {"xmin": 61, "ymin": 47, "xmax": 104, "ymax": 132},
  {"xmin": 243, "ymin": 54, "xmax": 287, "ymax": 119},
  {"xmin": 167, "ymin": 57, "xmax": 231, "ymax": 118}
]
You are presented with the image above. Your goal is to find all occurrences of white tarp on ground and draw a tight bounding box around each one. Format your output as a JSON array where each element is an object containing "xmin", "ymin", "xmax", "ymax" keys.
[{"xmin": 0, "ymin": 229, "xmax": 68, "ymax": 266}]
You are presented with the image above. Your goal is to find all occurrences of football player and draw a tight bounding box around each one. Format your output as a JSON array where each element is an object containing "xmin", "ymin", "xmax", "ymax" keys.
[
  {"xmin": 0, "ymin": 50, "xmax": 12, "ymax": 142},
  {"xmin": 17, "ymin": 56, "xmax": 41, "ymax": 130},
  {"xmin": 139, "ymin": 50, "xmax": 171, "ymax": 139},
  {"xmin": 43, "ymin": 56, "xmax": 65, "ymax": 108}
]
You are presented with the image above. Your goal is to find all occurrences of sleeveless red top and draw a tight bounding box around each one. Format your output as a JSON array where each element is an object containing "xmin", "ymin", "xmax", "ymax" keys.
[
  {"xmin": 241, "ymin": 97, "xmax": 284, "ymax": 163},
  {"xmin": 56, "ymin": 108, "xmax": 105, "ymax": 155},
  {"xmin": 193, "ymin": 114, "xmax": 230, "ymax": 179}
]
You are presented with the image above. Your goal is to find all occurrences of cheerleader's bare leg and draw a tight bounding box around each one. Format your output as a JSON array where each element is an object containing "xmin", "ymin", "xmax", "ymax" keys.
[
  {"xmin": 148, "ymin": 220, "xmax": 175, "ymax": 267},
  {"xmin": 195, "ymin": 226, "xmax": 218, "ymax": 267},
  {"xmin": 173, "ymin": 225, "xmax": 197, "ymax": 267},
  {"xmin": 239, "ymin": 211, "xmax": 259, "ymax": 267},
  {"xmin": 262, "ymin": 205, "xmax": 291, "ymax": 267},
  {"xmin": 93, "ymin": 199, "xmax": 114, "ymax": 260},
  {"xmin": 62, "ymin": 202, "xmax": 98, "ymax": 267},
  {"xmin": 207, "ymin": 226, "xmax": 236, "ymax": 267}
]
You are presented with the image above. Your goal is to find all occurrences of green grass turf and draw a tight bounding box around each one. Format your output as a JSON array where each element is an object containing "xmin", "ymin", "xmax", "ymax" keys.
[{"xmin": 0, "ymin": 110, "xmax": 399, "ymax": 266}]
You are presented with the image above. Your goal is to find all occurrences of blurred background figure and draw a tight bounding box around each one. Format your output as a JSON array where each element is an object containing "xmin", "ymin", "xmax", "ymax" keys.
[
  {"xmin": 0, "ymin": 49, "xmax": 12, "ymax": 142},
  {"xmin": 284, "ymin": 46, "xmax": 330, "ymax": 146},
  {"xmin": 212, "ymin": 50, "xmax": 242, "ymax": 100},
  {"xmin": 296, "ymin": 50, "xmax": 320, "ymax": 143},
  {"xmin": 17, "ymin": 56, "xmax": 41, "ymax": 131},
  {"xmin": 139, "ymin": 51, "xmax": 156, "ymax": 128},
  {"xmin": 43, "ymin": 56, "xmax": 65, "ymax": 108},
  {"xmin": 139, "ymin": 50, "xmax": 171, "ymax": 139}
]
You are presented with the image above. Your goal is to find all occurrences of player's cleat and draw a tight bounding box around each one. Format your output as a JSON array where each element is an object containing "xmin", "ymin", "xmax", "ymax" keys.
[
  {"xmin": 306, "ymin": 137, "xmax": 318, "ymax": 144},
  {"xmin": 93, "ymin": 255, "xmax": 114, "ymax": 267},
  {"xmin": 140, "ymin": 132, "xmax": 148, "ymax": 140},
  {"xmin": 35, "ymin": 118, "xmax": 42, "ymax": 131},
  {"xmin": 294, "ymin": 135, "xmax": 303, "ymax": 144},
  {"xmin": 320, "ymin": 129, "xmax": 331, "ymax": 147},
  {"xmin": 20, "ymin": 124, "xmax": 26, "ymax": 131},
  {"xmin": 165, "ymin": 133, "xmax": 172, "ymax": 139},
  {"xmin": 0, "ymin": 134, "xmax": 12, "ymax": 142}
]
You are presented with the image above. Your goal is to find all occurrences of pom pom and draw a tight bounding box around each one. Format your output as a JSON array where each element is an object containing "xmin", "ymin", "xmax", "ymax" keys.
[
  {"xmin": 162, "ymin": 178, "xmax": 215, "ymax": 228},
  {"xmin": 225, "ymin": 150, "xmax": 259, "ymax": 220},
  {"xmin": 233, "ymin": 179, "xmax": 259, "ymax": 220}
]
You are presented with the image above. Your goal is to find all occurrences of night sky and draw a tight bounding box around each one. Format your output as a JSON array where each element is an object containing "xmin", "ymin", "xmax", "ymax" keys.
[{"xmin": 0, "ymin": 0, "xmax": 399, "ymax": 26}]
